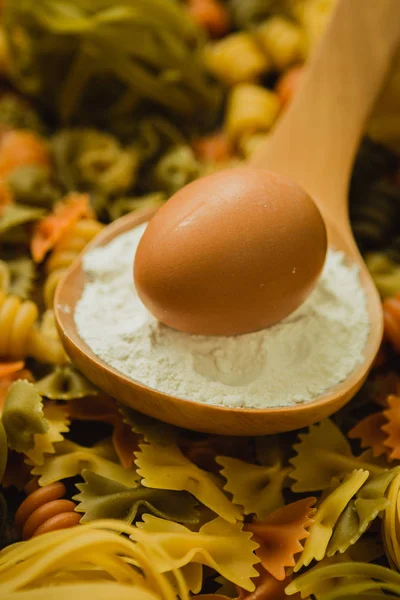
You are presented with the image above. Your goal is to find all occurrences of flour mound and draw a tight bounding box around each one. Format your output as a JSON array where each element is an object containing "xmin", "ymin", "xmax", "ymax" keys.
[{"xmin": 74, "ymin": 224, "xmax": 369, "ymax": 408}]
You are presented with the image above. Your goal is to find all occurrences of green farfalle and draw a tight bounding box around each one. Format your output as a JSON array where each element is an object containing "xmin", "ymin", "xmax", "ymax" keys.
[
  {"xmin": 135, "ymin": 442, "xmax": 242, "ymax": 523},
  {"xmin": 7, "ymin": 165, "xmax": 61, "ymax": 209},
  {"xmin": 2, "ymin": 380, "xmax": 49, "ymax": 453},
  {"xmin": 31, "ymin": 439, "xmax": 140, "ymax": 488},
  {"xmin": 35, "ymin": 364, "xmax": 99, "ymax": 400},
  {"xmin": 295, "ymin": 470, "xmax": 369, "ymax": 571},
  {"xmin": 0, "ymin": 204, "xmax": 46, "ymax": 234},
  {"xmin": 286, "ymin": 562, "xmax": 400, "ymax": 599},
  {"xmin": 216, "ymin": 456, "xmax": 290, "ymax": 519},
  {"xmin": 24, "ymin": 403, "xmax": 70, "ymax": 466},
  {"xmin": 0, "ymin": 419, "xmax": 8, "ymax": 482},
  {"xmin": 120, "ymin": 405, "xmax": 179, "ymax": 445},
  {"xmin": 327, "ymin": 469, "xmax": 398, "ymax": 557},
  {"xmin": 6, "ymin": 257, "xmax": 36, "ymax": 299},
  {"xmin": 74, "ymin": 469, "xmax": 199, "ymax": 525},
  {"xmin": 290, "ymin": 419, "xmax": 385, "ymax": 492}
]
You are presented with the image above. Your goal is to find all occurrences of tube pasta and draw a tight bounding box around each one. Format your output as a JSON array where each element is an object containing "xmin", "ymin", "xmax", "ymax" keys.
[
  {"xmin": 225, "ymin": 84, "xmax": 280, "ymax": 146},
  {"xmin": 256, "ymin": 16, "xmax": 306, "ymax": 70},
  {"xmin": 204, "ymin": 33, "xmax": 270, "ymax": 86}
]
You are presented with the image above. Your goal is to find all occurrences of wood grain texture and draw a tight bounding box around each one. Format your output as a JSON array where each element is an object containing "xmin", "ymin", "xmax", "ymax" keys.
[{"xmin": 55, "ymin": 0, "xmax": 400, "ymax": 435}]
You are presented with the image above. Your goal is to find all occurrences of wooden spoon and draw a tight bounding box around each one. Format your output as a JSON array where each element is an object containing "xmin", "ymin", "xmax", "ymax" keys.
[{"xmin": 55, "ymin": 0, "xmax": 400, "ymax": 435}]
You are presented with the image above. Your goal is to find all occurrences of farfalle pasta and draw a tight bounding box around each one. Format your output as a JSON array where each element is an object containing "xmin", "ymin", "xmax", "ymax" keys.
[
  {"xmin": 245, "ymin": 497, "xmax": 316, "ymax": 580},
  {"xmin": 1, "ymin": 1, "xmax": 400, "ymax": 598},
  {"xmin": 67, "ymin": 396, "xmax": 138, "ymax": 468},
  {"xmin": 2, "ymin": 380, "xmax": 49, "ymax": 453},
  {"xmin": 290, "ymin": 419, "xmax": 384, "ymax": 492},
  {"xmin": 135, "ymin": 442, "xmax": 242, "ymax": 523},
  {"xmin": 32, "ymin": 439, "xmax": 140, "ymax": 488},
  {"xmin": 34, "ymin": 365, "xmax": 99, "ymax": 400},
  {"xmin": 216, "ymin": 456, "xmax": 290, "ymax": 519},
  {"xmin": 74, "ymin": 469, "xmax": 199, "ymax": 525},
  {"xmin": 295, "ymin": 469, "xmax": 369, "ymax": 570},
  {"xmin": 136, "ymin": 515, "xmax": 259, "ymax": 592},
  {"xmin": 24, "ymin": 403, "xmax": 70, "ymax": 467}
]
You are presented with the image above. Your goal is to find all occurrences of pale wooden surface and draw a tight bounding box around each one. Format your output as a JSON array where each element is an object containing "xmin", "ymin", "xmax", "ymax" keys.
[{"xmin": 55, "ymin": 0, "xmax": 400, "ymax": 435}]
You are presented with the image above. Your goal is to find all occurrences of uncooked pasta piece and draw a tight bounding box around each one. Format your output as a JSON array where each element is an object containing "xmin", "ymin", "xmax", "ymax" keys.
[
  {"xmin": 224, "ymin": 84, "xmax": 280, "ymax": 145},
  {"xmin": 204, "ymin": 33, "xmax": 270, "ymax": 86}
]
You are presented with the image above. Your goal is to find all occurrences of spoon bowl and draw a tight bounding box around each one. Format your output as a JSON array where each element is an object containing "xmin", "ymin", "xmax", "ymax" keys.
[
  {"xmin": 55, "ymin": 207, "xmax": 380, "ymax": 436},
  {"xmin": 55, "ymin": 0, "xmax": 400, "ymax": 435}
]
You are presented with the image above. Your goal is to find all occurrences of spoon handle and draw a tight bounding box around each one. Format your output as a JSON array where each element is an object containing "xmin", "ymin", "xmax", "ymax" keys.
[{"xmin": 250, "ymin": 0, "xmax": 400, "ymax": 226}]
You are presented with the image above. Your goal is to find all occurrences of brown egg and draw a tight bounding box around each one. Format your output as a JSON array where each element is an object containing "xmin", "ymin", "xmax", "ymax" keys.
[{"xmin": 134, "ymin": 167, "xmax": 327, "ymax": 336}]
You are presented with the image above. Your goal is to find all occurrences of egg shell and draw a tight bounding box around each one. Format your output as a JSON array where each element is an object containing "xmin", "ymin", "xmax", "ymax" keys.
[{"xmin": 134, "ymin": 166, "xmax": 327, "ymax": 336}]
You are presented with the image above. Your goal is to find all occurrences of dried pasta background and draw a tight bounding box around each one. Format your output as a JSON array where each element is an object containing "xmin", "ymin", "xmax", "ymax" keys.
[{"xmin": 1, "ymin": 1, "xmax": 400, "ymax": 599}]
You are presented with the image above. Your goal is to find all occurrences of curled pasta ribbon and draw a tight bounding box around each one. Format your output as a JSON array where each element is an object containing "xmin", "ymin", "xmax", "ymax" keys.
[
  {"xmin": 15, "ymin": 481, "xmax": 81, "ymax": 540},
  {"xmin": 0, "ymin": 291, "xmax": 65, "ymax": 363},
  {"xmin": 44, "ymin": 218, "xmax": 104, "ymax": 307},
  {"xmin": 383, "ymin": 293, "xmax": 400, "ymax": 353}
]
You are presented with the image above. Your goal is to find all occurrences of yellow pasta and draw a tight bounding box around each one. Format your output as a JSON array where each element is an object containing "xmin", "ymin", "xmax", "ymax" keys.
[
  {"xmin": 224, "ymin": 83, "xmax": 280, "ymax": 147},
  {"xmin": 298, "ymin": 0, "xmax": 336, "ymax": 51},
  {"xmin": 0, "ymin": 519, "xmax": 189, "ymax": 600},
  {"xmin": 0, "ymin": 291, "xmax": 66, "ymax": 363},
  {"xmin": 0, "ymin": 291, "xmax": 38, "ymax": 359},
  {"xmin": 290, "ymin": 419, "xmax": 384, "ymax": 492},
  {"xmin": 383, "ymin": 470, "xmax": 400, "ymax": 570},
  {"xmin": 295, "ymin": 470, "xmax": 369, "ymax": 571},
  {"xmin": 44, "ymin": 218, "xmax": 104, "ymax": 307},
  {"xmin": 204, "ymin": 33, "xmax": 270, "ymax": 86},
  {"xmin": 136, "ymin": 515, "xmax": 260, "ymax": 592},
  {"xmin": 257, "ymin": 16, "xmax": 306, "ymax": 70},
  {"xmin": 216, "ymin": 456, "xmax": 290, "ymax": 519},
  {"xmin": 135, "ymin": 442, "xmax": 243, "ymax": 523},
  {"xmin": 31, "ymin": 439, "xmax": 140, "ymax": 488},
  {"xmin": 24, "ymin": 403, "xmax": 71, "ymax": 467}
]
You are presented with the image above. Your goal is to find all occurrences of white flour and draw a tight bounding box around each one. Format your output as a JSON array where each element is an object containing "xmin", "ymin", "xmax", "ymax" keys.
[{"xmin": 74, "ymin": 223, "xmax": 370, "ymax": 408}]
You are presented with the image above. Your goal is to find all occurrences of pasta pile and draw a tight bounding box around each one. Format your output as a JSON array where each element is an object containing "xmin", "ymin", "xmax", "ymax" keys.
[{"xmin": 0, "ymin": 1, "xmax": 400, "ymax": 599}]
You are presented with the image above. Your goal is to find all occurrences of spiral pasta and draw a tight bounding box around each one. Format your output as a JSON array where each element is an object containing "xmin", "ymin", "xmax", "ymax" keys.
[
  {"xmin": 0, "ymin": 291, "xmax": 65, "ymax": 363},
  {"xmin": 15, "ymin": 481, "xmax": 81, "ymax": 540},
  {"xmin": 44, "ymin": 218, "xmax": 104, "ymax": 307}
]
